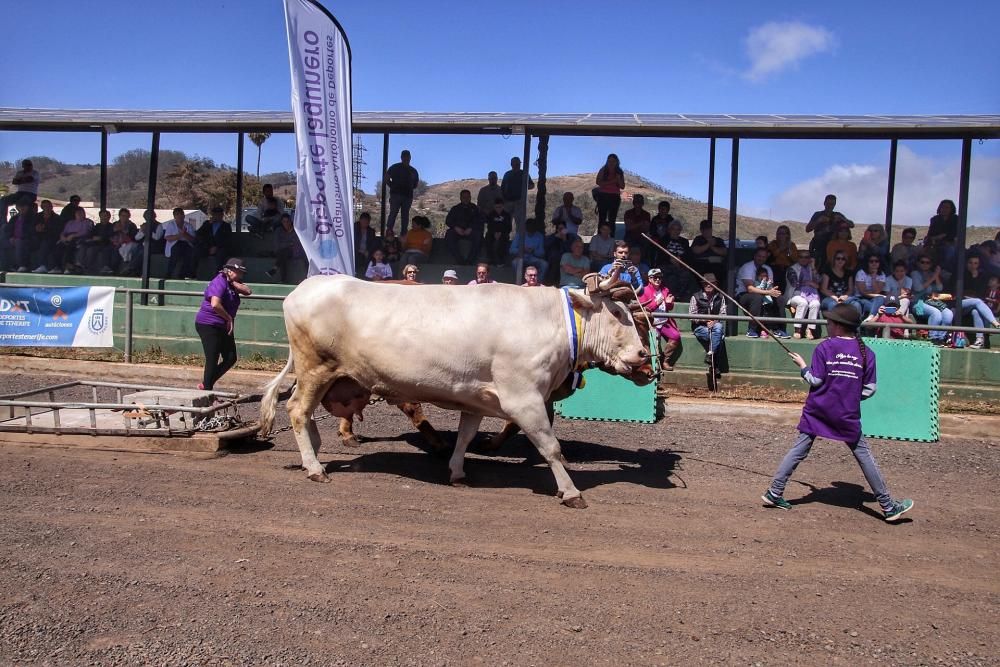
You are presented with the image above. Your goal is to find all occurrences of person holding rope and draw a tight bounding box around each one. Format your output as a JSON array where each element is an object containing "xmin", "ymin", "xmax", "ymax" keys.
[
  {"xmin": 194, "ymin": 258, "xmax": 252, "ymax": 391},
  {"xmin": 761, "ymin": 303, "xmax": 914, "ymax": 522}
]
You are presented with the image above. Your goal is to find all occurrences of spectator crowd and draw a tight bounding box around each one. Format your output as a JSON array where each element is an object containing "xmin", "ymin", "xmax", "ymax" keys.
[{"xmin": 4, "ymin": 154, "xmax": 997, "ymax": 350}]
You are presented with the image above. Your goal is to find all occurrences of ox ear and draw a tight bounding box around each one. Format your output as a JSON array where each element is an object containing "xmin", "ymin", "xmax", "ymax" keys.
[
  {"xmin": 567, "ymin": 287, "xmax": 598, "ymax": 311},
  {"xmin": 582, "ymin": 273, "xmax": 603, "ymax": 295}
]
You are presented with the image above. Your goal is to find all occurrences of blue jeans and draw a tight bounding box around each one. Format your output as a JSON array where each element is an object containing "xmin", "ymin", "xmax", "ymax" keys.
[
  {"xmin": 693, "ymin": 323, "xmax": 724, "ymax": 353},
  {"xmin": 387, "ymin": 193, "xmax": 413, "ymax": 236},
  {"xmin": 924, "ymin": 305, "xmax": 954, "ymax": 341},
  {"xmin": 821, "ymin": 296, "xmax": 863, "ymax": 315},
  {"xmin": 768, "ymin": 432, "xmax": 893, "ymax": 512},
  {"xmin": 855, "ymin": 295, "xmax": 885, "ymax": 317},
  {"xmin": 961, "ymin": 298, "xmax": 997, "ymax": 330}
]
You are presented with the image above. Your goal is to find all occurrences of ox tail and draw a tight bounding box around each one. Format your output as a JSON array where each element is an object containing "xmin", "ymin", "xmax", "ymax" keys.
[{"xmin": 259, "ymin": 354, "xmax": 294, "ymax": 437}]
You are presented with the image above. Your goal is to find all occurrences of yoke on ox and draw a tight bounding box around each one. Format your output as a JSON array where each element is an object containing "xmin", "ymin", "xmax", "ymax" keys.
[{"xmin": 259, "ymin": 275, "xmax": 653, "ymax": 508}]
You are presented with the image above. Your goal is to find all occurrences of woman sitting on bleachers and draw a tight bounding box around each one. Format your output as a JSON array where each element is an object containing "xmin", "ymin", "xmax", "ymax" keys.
[
  {"xmin": 854, "ymin": 255, "xmax": 887, "ymax": 318},
  {"xmin": 820, "ymin": 251, "xmax": 858, "ymax": 315},
  {"xmin": 910, "ymin": 254, "xmax": 954, "ymax": 346}
]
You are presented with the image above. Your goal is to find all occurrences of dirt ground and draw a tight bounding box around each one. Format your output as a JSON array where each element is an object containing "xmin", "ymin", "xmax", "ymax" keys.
[{"xmin": 1, "ymin": 369, "xmax": 997, "ymax": 666}]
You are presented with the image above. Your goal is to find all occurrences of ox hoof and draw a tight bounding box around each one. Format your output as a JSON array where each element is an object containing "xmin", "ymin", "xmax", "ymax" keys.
[
  {"xmin": 307, "ymin": 472, "xmax": 331, "ymax": 483},
  {"xmin": 342, "ymin": 437, "xmax": 361, "ymax": 448},
  {"xmin": 450, "ymin": 477, "xmax": 469, "ymax": 488},
  {"xmin": 562, "ymin": 495, "xmax": 588, "ymax": 509}
]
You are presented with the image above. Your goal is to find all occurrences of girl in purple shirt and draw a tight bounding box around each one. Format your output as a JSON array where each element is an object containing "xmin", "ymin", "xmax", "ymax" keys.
[
  {"xmin": 761, "ymin": 303, "xmax": 914, "ymax": 522},
  {"xmin": 194, "ymin": 258, "xmax": 252, "ymax": 390}
]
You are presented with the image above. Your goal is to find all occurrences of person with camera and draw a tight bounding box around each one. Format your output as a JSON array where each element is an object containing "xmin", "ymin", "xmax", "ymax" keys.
[
  {"xmin": 806, "ymin": 194, "xmax": 853, "ymax": 271},
  {"xmin": 194, "ymin": 259, "xmax": 252, "ymax": 391},
  {"xmin": 598, "ymin": 240, "xmax": 644, "ymax": 291}
]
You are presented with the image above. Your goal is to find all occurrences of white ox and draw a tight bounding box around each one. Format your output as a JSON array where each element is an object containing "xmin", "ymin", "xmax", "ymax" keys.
[{"xmin": 259, "ymin": 275, "xmax": 653, "ymax": 508}]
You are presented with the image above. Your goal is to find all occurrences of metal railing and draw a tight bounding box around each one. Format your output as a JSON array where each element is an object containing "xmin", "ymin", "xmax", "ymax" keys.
[{"xmin": 2, "ymin": 282, "xmax": 996, "ymax": 364}]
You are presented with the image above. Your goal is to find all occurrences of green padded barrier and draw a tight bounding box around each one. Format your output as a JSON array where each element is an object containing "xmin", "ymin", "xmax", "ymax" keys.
[
  {"xmin": 860, "ymin": 339, "xmax": 940, "ymax": 442},
  {"xmin": 554, "ymin": 334, "xmax": 659, "ymax": 423}
]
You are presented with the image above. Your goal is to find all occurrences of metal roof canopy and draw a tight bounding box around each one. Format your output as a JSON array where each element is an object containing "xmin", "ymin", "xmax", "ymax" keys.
[{"xmin": 2, "ymin": 108, "xmax": 999, "ymax": 140}]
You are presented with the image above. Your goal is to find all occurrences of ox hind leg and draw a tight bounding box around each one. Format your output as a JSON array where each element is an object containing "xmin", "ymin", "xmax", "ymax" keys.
[
  {"xmin": 448, "ymin": 412, "xmax": 484, "ymax": 485},
  {"xmin": 287, "ymin": 375, "xmax": 333, "ymax": 482},
  {"xmin": 338, "ymin": 417, "xmax": 362, "ymax": 448},
  {"xmin": 398, "ymin": 402, "xmax": 448, "ymax": 453}
]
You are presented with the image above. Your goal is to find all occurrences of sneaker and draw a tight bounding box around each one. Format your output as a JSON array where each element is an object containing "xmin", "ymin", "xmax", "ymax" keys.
[
  {"xmin": 264, "ymin": 268, "xmax": 277, "ymax": 278},
  {"xmin": 99, "ymin": 266, "xmax": 113, "ymax": 275},
  {"xmin": 792, "ymin": 332, "xmax": 802, "ymax": 339},
  {"xmin": 64, "ymin": 268, "xmax": 73, "ymax": 274},
  {"xmin": 970, "ymin": 339, "xmax": 984, "ymax": 349},
  {"xmin": 32, "ymin": 265, "xmax": 48, "ymax": 273},
  {"xmin": 761, "ymin": 489, "xmax": 791, "ymax": 510},
  {"xmin": 704, "ymin": 351, "xmax": 714, "ymax": 365},
  {"xmin": 773, "ymin": 330, "xmax": 791, "ymax": 339},
  {"xmin": 48, "ymin": 267, "xmax": 62, "ymax": 274},
  {"xmin": 746, "ymin": 331, "xmax": 760, "ymax": 338},
  {"xmin": 992, "ymin": 320, "xmax": 1000, "ymax": 329},
  {"xmin": 884, "ymin": 499, "xmax": 914, "ymax": 522},
  {"xmin": 16, "ymin": 266, "xmax": 27, "ymax": 272},
  {"xmin": 197, "ymin": 382, "xmax": 205, "ymax": 391},
  {"xmin": 806, "ymin": 329, "xmax": 816, "ymax": 340},
  {"xmin": 760, "ymin": 330, "xmax": 769, "ymax": 338}
]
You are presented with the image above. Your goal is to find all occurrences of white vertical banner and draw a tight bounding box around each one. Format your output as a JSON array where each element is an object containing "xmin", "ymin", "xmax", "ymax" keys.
[{"xmin": 284, "ymin": 0, "xmax": 355, "ymax": 276}]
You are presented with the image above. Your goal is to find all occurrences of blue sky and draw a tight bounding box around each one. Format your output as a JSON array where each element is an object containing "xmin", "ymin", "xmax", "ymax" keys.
[{"xmin": 2, "ymin": 0, "xmax": 998, "ymax": 225}]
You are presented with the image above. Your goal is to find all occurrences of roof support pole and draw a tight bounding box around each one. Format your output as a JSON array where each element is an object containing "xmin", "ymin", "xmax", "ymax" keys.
[
  {"xmin": 707, "ymin": 137, "xmax": 716, "ymax": 224},
  {"xmin": 99, "ymin": 129, "xmax": 108, "ymax": 214},
  {"xmin": 726, "ymin": 137, "xmax": 740, "ymax": 335},
  {"xmin": 534, "ymin": 134, "xmax": 549, "ymax": 228},
  {"xmin": 379, "ymin": 133, "xmax": 389, "ymax": 236},
  {"xmin": 517, "ymin": 132, "xmax": 531, "ymax": 284},
  {"xmin": 884, "ymin": 138, "xmax": 897, "ymax": 238},
  {"xmin": 951, "ymin": 138, "xmax": 972, "ymax": 330},
  {"xmin": 235, "ymin": 132, "xmax": 244, "ymax": 233},
  {"xmin": 140, "ymin": 132, "xmax": 160, "ymax": 306}
]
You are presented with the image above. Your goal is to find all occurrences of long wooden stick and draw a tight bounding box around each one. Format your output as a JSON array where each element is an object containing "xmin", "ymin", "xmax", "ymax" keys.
[{"xmin": 641, "ymin": 233, "xmax": 796, "ymax": 356}]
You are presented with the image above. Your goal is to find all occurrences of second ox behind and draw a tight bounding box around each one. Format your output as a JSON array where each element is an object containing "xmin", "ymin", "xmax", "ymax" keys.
[{"xmin": 260, "ymin": 275, "xmax": 654, "ymax": 508}]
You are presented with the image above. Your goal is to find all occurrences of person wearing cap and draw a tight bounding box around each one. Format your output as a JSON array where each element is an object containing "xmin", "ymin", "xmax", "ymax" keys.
[
  {"xmin": 196, "ymin": 205, "xmax": 233, "ymax": 273},
  {"xmin": 194, "ymin": 258, "xmax": 252, "ymax": 391},
  {"xmin": 689, "ymin": 272, "xmax": 728, "ymax": 373},
  {"xmin": 761, "ymin": 303, "xmax": 914, "ymax": 522},
  {"xmin": 441, "ymin": 268, "xmax": 459, "ymax": 285},
  {"xmin": 637, "ymin": 267, "xmax": 681, "ymax": 370}
]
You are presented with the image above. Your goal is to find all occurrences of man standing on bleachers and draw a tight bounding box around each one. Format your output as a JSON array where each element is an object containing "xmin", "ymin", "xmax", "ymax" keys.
[
  {"xmin": 385, "ymin": 150, "xmax": 419, "ymax": 236},
  {"xmin": 0, "ymin": 159, "xmax": 40, "ymax": 223}
]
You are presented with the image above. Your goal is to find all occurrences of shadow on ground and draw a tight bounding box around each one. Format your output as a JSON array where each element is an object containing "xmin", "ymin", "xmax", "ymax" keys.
[{"xmin": 304, "ymin": 430, "xmax": 682, "ymax": 497}]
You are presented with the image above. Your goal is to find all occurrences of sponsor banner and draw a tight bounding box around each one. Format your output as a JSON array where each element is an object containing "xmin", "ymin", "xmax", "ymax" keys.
[
  {"xmin": 0, "ymin": 286, "xmax": 115, "ymax": 347},
  {"xmin": 284, "ymin": 0, "xmax": 355, "ymax": 277}
]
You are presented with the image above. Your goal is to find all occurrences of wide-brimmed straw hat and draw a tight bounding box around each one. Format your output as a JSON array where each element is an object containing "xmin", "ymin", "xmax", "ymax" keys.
[{"xmin": 823, "ymin": 303, "xmax": 861, "ymax": 329}]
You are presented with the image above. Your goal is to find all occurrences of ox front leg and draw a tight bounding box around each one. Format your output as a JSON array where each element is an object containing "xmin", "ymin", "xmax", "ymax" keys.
[
  {"xmin": 519, "ymin": 413, "xmax": 585, "ymax": 508},
  {"xmin": 448, "ymin": 412, "xmax": 483, "ymax": 486}
]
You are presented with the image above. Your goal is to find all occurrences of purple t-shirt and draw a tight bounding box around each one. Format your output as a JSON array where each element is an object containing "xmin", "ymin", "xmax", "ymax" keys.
[
  {"xmin": 798, "ymin": 336, "xmax": 877, "ymax": 442},
  {"xmin": 194, "ymin": 273, "xmax": 241, "ymax": 329}
]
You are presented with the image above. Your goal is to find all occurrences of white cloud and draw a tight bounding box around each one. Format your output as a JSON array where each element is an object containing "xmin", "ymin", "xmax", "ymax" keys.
[
  {"xmin": 771, "ymin": 146, "xmax": 1000, "ymax": 228},
  {"xmin": 744, "ymin": 21, "xmax": 836, "ymax": 81}
]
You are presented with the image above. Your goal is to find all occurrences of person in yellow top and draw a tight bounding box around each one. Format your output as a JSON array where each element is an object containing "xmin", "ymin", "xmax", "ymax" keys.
[
  {"xmin": 767, "ymin": 225, "xmax": 798, "ymax": 290},
  {"xmin": 825, "ymin": 223, "xmax": 858, "ymax": 272},
  {"xmin": 400, "ymin": 215, "xmax": 434, "ymax": 266}
]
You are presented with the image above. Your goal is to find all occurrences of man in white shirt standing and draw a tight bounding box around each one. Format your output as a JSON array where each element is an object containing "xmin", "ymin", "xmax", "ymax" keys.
[
  {"xmin": 163, "ymin": 207, "xmax": 197, "ymax": 279},
  {"xmin": 1, "ymin": 159, "xmax": 40, "ymax": 222}
]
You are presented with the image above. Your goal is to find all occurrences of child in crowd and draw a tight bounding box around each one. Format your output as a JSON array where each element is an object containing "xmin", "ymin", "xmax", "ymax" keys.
[
  {"xmin": 381, "ymin": 227, "xmax": 401, "ymax": 264},
  {"xmin": 761, "ymin": 303, "xmax": 914, "ymax": 522},
  {"xmin": 756, "ymin": 267, "xmax": 775, "ymax": 307},
  {"xmin": 986, "ymin": 276, "xmax": 1000, "ymax": 317},
  {"xmin": 364, "ymin": 248, "xmax": 392, "ymax": 281}
]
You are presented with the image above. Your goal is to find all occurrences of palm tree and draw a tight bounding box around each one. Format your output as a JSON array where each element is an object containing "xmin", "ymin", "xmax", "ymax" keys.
[{"xmin": 248, "ymin": 132, "xmax": 271, "ymax": 178}]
